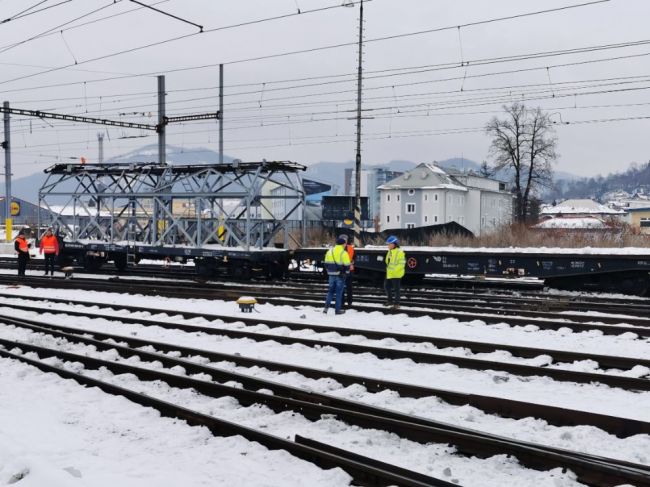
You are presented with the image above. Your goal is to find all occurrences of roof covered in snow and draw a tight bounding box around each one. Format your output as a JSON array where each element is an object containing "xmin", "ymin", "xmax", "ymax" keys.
[
  {"xmin": 540, "ymin": 199, "xmax": 625, "ymax": 215},
  {"xmin": 378, "ymin": 163, "xmax": 467, "ymax": 191},
  {"xmin": 533, "ymin": 217, "xmax": 608, "ymax": 229}
]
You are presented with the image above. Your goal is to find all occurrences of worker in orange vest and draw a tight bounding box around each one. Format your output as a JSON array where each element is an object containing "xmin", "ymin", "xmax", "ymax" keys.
[
  {"xmin": 14, "ymin": 229, "xmax": 31, "ymax": 276},
  {"xmin": 39, "ymin": 227, "xmax": 59, "ymax": 277},
  {"xmin": 342, "ymin": 234, "xmax": 355, "ymax": 307}
]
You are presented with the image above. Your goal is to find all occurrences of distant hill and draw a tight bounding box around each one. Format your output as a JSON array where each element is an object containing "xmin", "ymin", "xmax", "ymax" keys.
[
  {"xmin": 0, "ymin": 143, "xmax": 589, "ymax": 203},
  {"xmin": 0, "ymin": 144, "xmax": 233, "ymax": 203},
  {"xmin": 547, "ymin": 160, "xmax": 650, "ymax": 201}
]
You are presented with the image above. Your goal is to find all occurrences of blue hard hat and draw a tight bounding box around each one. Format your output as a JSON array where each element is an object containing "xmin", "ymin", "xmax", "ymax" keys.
[{"xmin": 386, "ymin": 235, "xmax": 398, "ymax": 245}]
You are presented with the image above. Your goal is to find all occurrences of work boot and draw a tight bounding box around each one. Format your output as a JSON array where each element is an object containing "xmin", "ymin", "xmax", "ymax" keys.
[
  {"xmin": 322, "ymin": 307, "xmax": 329, "ymax": 314},
  {"xmin": 335, "ymin": 310, "xmax": 345, "ymax": 315},
  {"xmin": 392, "ymin": 304, "xmax": 400, "ymax": 310}
]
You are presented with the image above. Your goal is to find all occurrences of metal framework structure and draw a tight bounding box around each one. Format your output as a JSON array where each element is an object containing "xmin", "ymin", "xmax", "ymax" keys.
[{"xmin": 38, "ymin": 161, "xmax": 306, "ymax": 250}]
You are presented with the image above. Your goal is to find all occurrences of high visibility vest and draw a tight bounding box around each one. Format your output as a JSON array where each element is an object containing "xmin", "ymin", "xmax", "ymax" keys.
[
  {"xmin": 40, "ymin": 234, "xmax": 59, "ymax": 254},
  {"xmin": 385, "ymin": 247, "xmax": 406, "ymax": 279},
  {"xmin": 324, "ymin": 245, "xmax": 351, "ymax": 276},
  {"xmin": 15, "ymin": 236, "xmax": 28, "ymax": 253},
  {"xmin": 345, "ymin": 244, "xmax": 355, "ymax": 261}
]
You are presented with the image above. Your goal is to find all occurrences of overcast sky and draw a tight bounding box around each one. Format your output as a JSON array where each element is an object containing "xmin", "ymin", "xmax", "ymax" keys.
[{"xmin": 1, "ymin": 0, "xmax": 649, "ymax": 179}]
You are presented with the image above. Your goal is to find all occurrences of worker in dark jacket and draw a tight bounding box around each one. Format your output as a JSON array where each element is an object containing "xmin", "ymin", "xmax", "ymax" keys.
[
  {"xmin": 14, "ymin": 230, "xmax": 31, "ymax": 276},
  {"xmin": 323, "ymin": 234, "xmax": 351, "ymax": 315}
]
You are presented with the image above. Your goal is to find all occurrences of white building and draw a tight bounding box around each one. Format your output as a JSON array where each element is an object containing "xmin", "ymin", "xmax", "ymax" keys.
[
  {"xmin": 540, "ymin": 199, "xmax": 625, "ymax": 220},
  {"xmin": 378, "ymin": 163, "xmax": 513, "ymax": 236}
]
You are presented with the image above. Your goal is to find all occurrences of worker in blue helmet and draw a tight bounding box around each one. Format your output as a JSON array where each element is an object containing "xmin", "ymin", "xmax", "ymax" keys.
[
  {"xmin": 384, "ymin": 235, "xmax": 406, "ymax": 309},
  {"xmin": 323, "ymin": 234, "xmax": 351, "ymax": 315}
]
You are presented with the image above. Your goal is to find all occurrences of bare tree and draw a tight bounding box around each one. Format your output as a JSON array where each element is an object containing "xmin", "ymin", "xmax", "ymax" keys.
[
  {"xmin": 479, "ymin": 160, "xmax": 494, "ymax": 178},
  {"xmin": 485, "ymin": 103, "xmax": 558, "ymax": 222}
]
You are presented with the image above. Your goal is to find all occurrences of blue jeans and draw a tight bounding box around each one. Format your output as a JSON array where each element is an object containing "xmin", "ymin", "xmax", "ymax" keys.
[{"xmin": 325, "ymin": 275, "xmax": 345, "ymax": 312}]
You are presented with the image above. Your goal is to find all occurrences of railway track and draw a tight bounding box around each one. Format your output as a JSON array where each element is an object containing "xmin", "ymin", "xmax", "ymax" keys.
[
  {"xmin": 0, "ymin": 291, "xmax": 649, "ymax": 435},
  {"xmin": 1, "ymin": 274, "xmax": 650, "ymax": 337},
  {"xmin": 2, "ymin": 314, "xmax": 649, "ymax": 487},
  {"xmin": 0, "ymin": 292, "xmax": 649, "ymax": 390},
  {"xmin": 4, "ymin": 256, "xmax": 649, "ymax": 315}
]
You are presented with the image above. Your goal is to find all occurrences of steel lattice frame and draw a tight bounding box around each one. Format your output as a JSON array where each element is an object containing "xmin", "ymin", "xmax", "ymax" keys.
[{"xmin": 38, "ymin": 161, "xmax": 307, "ymax": 250}]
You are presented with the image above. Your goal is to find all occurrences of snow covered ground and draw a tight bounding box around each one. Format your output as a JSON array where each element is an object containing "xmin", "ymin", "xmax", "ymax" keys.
[
  {"xmin": 1, "ymin": 283, "xmax": 648, "ymax": 485},
  {"xmin": 0, "ymin": 357, "xmax": 352, "ymax": 487}
]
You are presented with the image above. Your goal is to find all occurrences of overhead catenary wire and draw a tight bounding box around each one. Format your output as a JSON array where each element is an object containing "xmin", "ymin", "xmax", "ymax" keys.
[
  {"xmin": 0, "ymin": 0, "xmax": 170, "ymax": 54},
  {"xmin": 11, "ymin": 111, "xmax": 650, "ymax": 161},
  {"xmin": 2, "ymin": 0, "xmax": 49, "ymax": 24},
  {"xmin": 9, "ymin": 74, "xmax": 650, "ymax": 140},
  {"xmin": 0, "ymin": 1, "xmax": 372, "ymax": 87},
  {"xmin": 1, "ymin": 0, "xmax": 73, "ymax": 25},
  {"xmin": 3, "ymin": 0, "xmax": 644, "ymax": 172},
  {"xmin": 0, "ymin": 0, "xmax": 610, "ymax": 89}
]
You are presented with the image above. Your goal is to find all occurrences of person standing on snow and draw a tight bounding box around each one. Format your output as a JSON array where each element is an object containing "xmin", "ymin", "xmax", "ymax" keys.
[
  {"xmin": 14, "ymin": 229, "xmax": 31, "ymax": 276},
  {"xmin": 39, "ymin": 227, "xmax": 59, "ymax": 277},
  {"xmin": 323, "ymin": 234, "xmax": 351, "ymax": 315},
  {"xmin": 384, "ymin": 235, "xmax": 406, "ymax": 309},
  {"xmin": 341, "ymin": 234, "xmax": 355, "ymax": 308}
]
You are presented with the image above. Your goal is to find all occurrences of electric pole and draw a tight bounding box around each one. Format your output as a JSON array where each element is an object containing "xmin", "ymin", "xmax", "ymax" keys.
[
  {"xmin": 97, "ymin": 132, "xmax": 104, "ymax": 164},
  {"xmin": 353, "ymin": 0, "xmax": 364, "ymax": 247},
  {"xmin": 157, "ymin": 75, "xmax": 166, "ymax": 165},
  {"xmin": 219, "ymin": 63, "xmax": 224, "ymax": 164},
  {"xmin": 2, "ymin": 101, "xmax": 11, "ymax": 242}
]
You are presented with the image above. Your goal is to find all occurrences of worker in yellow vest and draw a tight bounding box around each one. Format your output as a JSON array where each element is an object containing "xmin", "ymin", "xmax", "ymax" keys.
[
  {"xmin": 323, "ymin": 234, "xmax": 351, "ymax": 315},
  {"xmin": 384, "ymin": 235, "xmax": 406, "ymax": 309}
]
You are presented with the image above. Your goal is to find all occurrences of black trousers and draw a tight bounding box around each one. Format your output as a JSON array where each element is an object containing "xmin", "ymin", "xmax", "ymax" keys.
[
  {"xmin": 17, "ymin": 253, "xmax": 29, "ymax": 276},
  {"xmin": 384, "ymin": 278, "xmax": 402, "ymax": 305},
  {"xmin": 44, "ymin": 253, "xmax": 57, "ymax": 275}
]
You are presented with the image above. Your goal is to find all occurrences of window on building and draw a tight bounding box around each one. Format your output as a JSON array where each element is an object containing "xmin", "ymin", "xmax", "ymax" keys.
[
  {"xmin": 406, "ymin": 223, "xmax": 415, "ymax": 229},
  {"xmin": 406, "ymin": 203, "xmax": 416, "ymax": 214},
  {"xmin": 481, "ymin": 217, "xmax": 485, "ymax": 226},
  {"xmin": 387, "ymin": 194, "xmax": 390, "ymax": 202},
  {"xmin": 424, "ymin": 215, "xmax": 428, "ymax": 223},
  {"xmin": 397, "ymin": 194, "xmax": 400, "ymax": 201},
  {"xmin": 434, "ymin": 216, "xmax": 438, "ymax": 222},
  {"xmin": 408, "ymin": 189, "xmax": 415, "ymax": 196},
  {"xmin": 424, "ymin": 194, "xmax": 428, "ymax": 201},
  {"xmin": 459, "ymin": 216, "xmax": 465, "ymax": 224},
  {"xmin": 434, "ymin": 194, "xmax": 438, "ymax": 201},
  {"xmin": 386, "ymin": 215, "xmax": 390, "ymax": 223},
  {"xmin": 396, "ymin": 215, "xmax": 400, "ymax": 222}
]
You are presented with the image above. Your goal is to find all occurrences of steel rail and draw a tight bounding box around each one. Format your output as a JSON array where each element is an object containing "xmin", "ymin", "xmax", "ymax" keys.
[
  {"xmin": 0, "ymin": 312, "xmax": 643, "ymax": 437},
  {"xmin": 0, "ymin": 347, "xmax": 447, "ymax": 487},
  {"xmin": 2, "ymin": 305, "xmax": 650, "ymax": 392},
  {"xmin": 2, "ymin": 258, "xmax": 648, "ymax": 314},
  {"xmin": 0, "ymin": 294, "xmax": 648, "ymax": 374},
  {"xmin": 1, "ymin": 276, "xmax": 650, "ymax": 337},
  {"xmin": 2, "ymin": 333, "xmax": 649, "ymax": 487}
]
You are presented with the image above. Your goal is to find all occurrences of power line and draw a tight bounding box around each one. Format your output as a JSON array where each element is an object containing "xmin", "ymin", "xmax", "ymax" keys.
[
  {"xmin": 0, "ymin": 0, "xmax": 170, "ymax": 54},
  {"xmin": 1, "ymin": 0, "xmax": 73, "ymax": 25},
  {"xmin": 128, "ymin": 0, "xmax": 202, "ymax": 32},
  {"xmin": 0, "ymin": 0, "xmax": 610, "ymax": 89},
  {"xmin": 2, "ymin": 0, "xmax": 49, "ymax": 24},
  {"xmin": 0, "ymin": 1, "xmax": 370, "ymax": 87}
]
